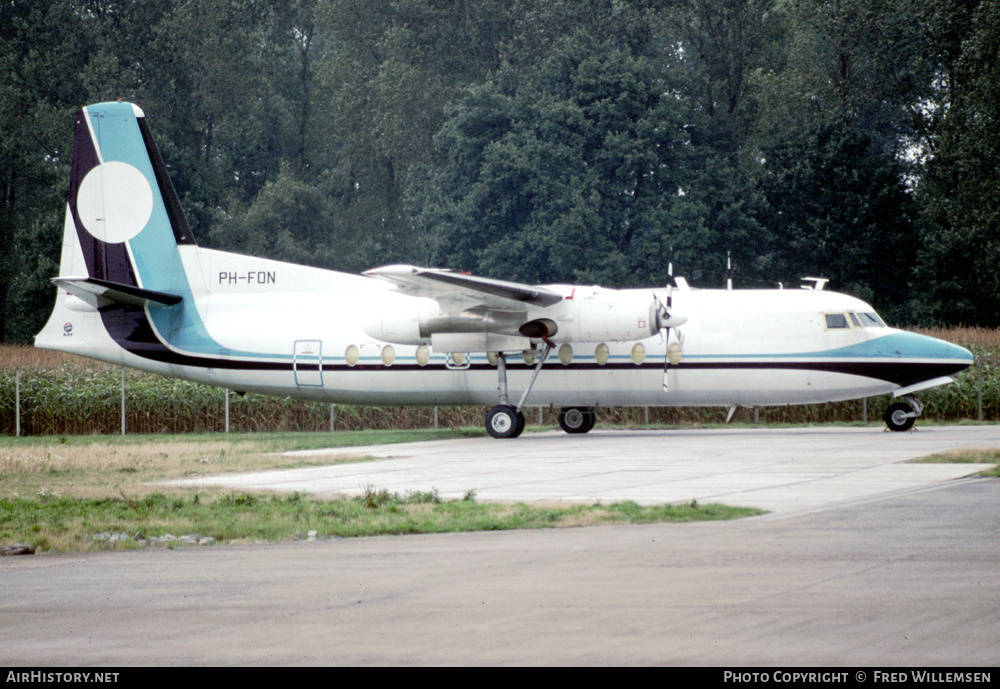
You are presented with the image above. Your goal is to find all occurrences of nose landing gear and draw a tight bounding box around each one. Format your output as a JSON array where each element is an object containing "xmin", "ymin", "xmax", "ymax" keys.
[{"xmin": 884, "ymin": 396, "xmax": 924, "ymax": 432}]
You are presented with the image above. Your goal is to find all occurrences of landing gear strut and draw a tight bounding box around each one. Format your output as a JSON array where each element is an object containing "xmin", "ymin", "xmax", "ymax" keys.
[
  {"xmin": 485, "ymin": 344, "xmax": 552, "ymax": 439},
  {"xmin": 884, "ymin": 396, "xmax": 923, "ymax": 432}
]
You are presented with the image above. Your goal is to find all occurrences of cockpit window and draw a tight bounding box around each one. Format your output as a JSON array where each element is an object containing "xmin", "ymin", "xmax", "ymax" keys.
[
  {"xmin": 825, "ymin": 313, "xmax": 849, "ymax": 329},
  {"xmin": 858, "ymin": 312, "xmax": 885, "ymax": 327},
  {"xmin": 824, "ymin": 312, "xmax": 887, "ymax": 330}
]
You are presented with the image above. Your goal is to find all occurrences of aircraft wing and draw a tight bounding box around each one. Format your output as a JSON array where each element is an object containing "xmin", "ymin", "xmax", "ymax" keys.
[{"xmin": 364, "ymin": 264, "xmax": 563, "ymax": 311}]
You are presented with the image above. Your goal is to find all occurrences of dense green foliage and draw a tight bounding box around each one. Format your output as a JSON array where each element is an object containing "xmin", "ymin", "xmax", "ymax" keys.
[{"xmin": 4, "ymin": 0, "xmax": 999, "ymax": 342}]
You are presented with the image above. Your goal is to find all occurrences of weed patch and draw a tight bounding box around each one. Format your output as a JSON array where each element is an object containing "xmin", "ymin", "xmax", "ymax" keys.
[
  {"xmin": 911, "ymin": 448, "xmax": 1000, "ymax": 477},
  {"xmin": 0, "ymin": 489, "xmax": 765, "ymax": 553}
]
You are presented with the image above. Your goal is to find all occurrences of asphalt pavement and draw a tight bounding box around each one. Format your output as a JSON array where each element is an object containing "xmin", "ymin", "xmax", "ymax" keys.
[{"xmin": 3, "ymin": 425, "xmax": 999, "ymax": 666}]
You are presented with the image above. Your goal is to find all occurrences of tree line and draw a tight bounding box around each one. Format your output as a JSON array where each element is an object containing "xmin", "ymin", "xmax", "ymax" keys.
[{"xmin": 3, "ymin": 0, "xmax": 999, "ymax": 343}]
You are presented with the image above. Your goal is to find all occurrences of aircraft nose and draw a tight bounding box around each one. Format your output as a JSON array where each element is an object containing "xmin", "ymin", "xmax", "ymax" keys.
[
  {"xmin": 900, "ymin": 331, "xmax": 974, "ymax": 371},
  {"xmin": 870, "ymin": 331, "xmax": 974, "ymax": 391},
  {"xmin": 948, "ymin": 340, "xmax": 974, "ymax": 365}
]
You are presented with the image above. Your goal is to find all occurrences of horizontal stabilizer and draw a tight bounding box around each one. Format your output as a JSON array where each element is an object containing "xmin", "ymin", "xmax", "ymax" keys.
[{"xmin": 53, "ymin": 276, "xmax": 182, "ymax": 309}]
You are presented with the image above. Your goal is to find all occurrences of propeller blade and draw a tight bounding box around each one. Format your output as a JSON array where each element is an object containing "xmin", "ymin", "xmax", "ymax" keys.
[{"xmin": 663, "ymin": 327, "xmax": 671, "ymax": 391}]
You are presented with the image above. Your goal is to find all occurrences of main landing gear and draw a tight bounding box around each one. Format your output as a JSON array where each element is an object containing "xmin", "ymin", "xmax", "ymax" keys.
[
  {"xmin": 485, "ymin": 344, "xmax": 601, "ymax": 438},
  {"xmin": 485, "ymin": 404, "xmax": 525, "ymax": 439},
  {"xmin": 558, "ymin": 407, "xmax": 596, "ymax": 434},
  {"xmin": 485, "ymin": 346, "xmax": 550, "ymax": 439},
  {"xmin": 883, "ymin": 396, "xmax": 923, "ymax": 432},
  {"xmin": 485, "ymin": 344, "xmax": 593, "ymax": 439}
]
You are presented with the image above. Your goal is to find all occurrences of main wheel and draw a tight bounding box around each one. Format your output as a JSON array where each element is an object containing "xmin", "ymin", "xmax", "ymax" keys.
[
  {"xmin": 558, "ymin": 407, "xmax": 596, "ymax": 434},
  {"xmin": 486, "ymin": 405, "xmax": 523, "ymax": 438},
  {"xmin": 884, "ymin": 402, "xmax": 916, "ymax": 432},
  {"xmin": 514, "ymin": 409, "xmax": 526, "ymax": 437}
]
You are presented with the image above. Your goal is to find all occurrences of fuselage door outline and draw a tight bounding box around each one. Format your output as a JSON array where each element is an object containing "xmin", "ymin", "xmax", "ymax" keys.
[{"xmin": 293, "ymin": 339, "xmax": 323, "ymax": 387}]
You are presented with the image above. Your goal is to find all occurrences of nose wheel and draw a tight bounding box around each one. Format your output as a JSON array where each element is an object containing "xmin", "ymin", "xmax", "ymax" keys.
[{"xmin": 884, "ymin": 397, "xmax": 922, "ymax": 432}]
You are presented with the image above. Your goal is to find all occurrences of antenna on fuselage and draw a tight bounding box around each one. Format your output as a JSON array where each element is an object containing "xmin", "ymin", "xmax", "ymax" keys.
[
  {"xmin": 666, "ymin": 249, "xmax": 691, "ymax": 290},
  {"xmin": 801, "ymin": 277, "xmax": 829, "ymax": 291},
  {"xmin": 726, "ymin": 251, "xmax": 733, "ymax": 290}
]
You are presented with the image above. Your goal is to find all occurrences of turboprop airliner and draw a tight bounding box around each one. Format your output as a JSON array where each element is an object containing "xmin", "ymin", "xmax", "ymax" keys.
[{"xmin": 35, "ymin": 101, "xmax": 974, "ymax": 438}]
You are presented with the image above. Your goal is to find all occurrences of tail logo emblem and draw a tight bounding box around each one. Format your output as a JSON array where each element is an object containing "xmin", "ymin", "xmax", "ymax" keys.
[{"xmin": 76, "ymin": 161, "xmax": 153, "ymax": 243}]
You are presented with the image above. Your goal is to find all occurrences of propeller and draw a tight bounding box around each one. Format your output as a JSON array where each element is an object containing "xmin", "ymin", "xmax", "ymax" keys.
[{"xmin": 653, "ymin": 291, "xmax": 686, "ymax": 391}]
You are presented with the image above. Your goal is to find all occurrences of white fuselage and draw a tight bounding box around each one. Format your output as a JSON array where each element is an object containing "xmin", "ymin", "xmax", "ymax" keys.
[
  {"xmin": 36, "ymin": 100, "xmax": 975, "ymax": 439},
  {"xmin": 37, "ymin": 246, "xmax": 972, "ymax": 410}
]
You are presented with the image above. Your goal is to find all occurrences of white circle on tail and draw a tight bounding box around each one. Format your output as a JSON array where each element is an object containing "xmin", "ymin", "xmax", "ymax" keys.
[{"xmin": 76, "ymin": 161, "xmax": 154, "ymax": 243}]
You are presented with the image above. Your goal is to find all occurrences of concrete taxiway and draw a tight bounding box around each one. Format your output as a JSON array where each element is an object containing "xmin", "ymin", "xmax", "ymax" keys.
[
  {"xmin": 3, "ymin": 425, "xmax": 999, "ymax": 666},
  {"xmin": 174, "ymin": 425, "xmax": 1000, "ymax": 515}
]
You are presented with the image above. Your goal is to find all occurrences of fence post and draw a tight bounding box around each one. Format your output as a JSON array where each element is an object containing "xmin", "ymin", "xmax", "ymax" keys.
[
  {"xmin": 120, "ymin": 367, "xmax": 126, "ymax": 436},
  {"xmin": 433, "ymin": 406, "xmax": 439, "ymax": 430},
  {"xmin": 15, "ymin": 370, "xmax": 21, "ymax": 437},
  {"xmin": 330, "ymin": 404, "xmax": 335, "ymax": 432},
  {"xmin": 862, "ymin": 397, "xmax": 868, "ymax": 424},
  {"xmin": 644, "ymin": 406, "xmax": 649, "ymax": 426},
  {"xmin": 225, "ymin": 389, "xmax": 231, "ymax": 433},
  {"xmin": 977, "ymin": 356, "xmax": 983, "ymax": 422}
]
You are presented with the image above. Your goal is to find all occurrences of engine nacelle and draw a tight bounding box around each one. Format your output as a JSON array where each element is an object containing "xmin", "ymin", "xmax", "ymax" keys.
[
  {"xmin": 524, "ymin": 289, "xmax": 684, "ymax": 343},
  {"xmin": 364, "ymin": 302, "xmax": 436, "ymax": 345},
  {"xmin": 364, "ymin": 288, "xmax": 686, "ymax": 347},
  {"xmin": 364, "ymin": 303, "xmax": 526, "ymax": 345}
]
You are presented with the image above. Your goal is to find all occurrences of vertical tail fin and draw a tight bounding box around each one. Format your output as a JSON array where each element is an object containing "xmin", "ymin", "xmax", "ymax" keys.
[
  {"xmin": 35, "ymin": 101, "xmax": 205, "ymax": 360},
  {"xmin": 64, "ymin": 101, "xmax": 195, "ymax": 292}
]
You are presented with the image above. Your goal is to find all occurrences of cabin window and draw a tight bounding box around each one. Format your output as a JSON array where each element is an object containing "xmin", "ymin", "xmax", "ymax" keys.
[{"xmin": 825, "ymin": 313, "xmax": 849, "ymax": 329}]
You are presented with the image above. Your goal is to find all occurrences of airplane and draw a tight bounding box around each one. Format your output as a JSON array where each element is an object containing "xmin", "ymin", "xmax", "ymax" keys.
[{"xmin": 35, "ymin": 101, "xmax": 975, "ymax": 438}]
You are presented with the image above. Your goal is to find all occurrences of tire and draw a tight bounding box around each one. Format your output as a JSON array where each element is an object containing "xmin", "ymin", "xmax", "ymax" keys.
[
  {"xmin": 514, "ymin": 409, "xmax": 526, "ymax": 438},
  {"xmin": 486, "ymin": 405, "xmax": 522, "ymax": 439},
  {"xmin": 558, "ymin": 407, "xmax": 596, "ymax": 434},
  {"xmin": 884, "ymin": 402, "xmax": 916, "ymax": 432}
]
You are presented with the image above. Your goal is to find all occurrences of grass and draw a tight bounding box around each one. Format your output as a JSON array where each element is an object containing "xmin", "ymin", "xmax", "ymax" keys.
[
  {"xmin": 0, "ymin": 429, "xmax": 488, "ymax": 500},
  {"xmin": 0, "ymin": 431, "xmax": 765, "ymax": 552},
  {"xmin": 910, "ymin": 448, "xmax": 1000, "ymax": 477},
  {"xmin": 0, "ymin": 491, "xmax": 758, "ymax": 553}
]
